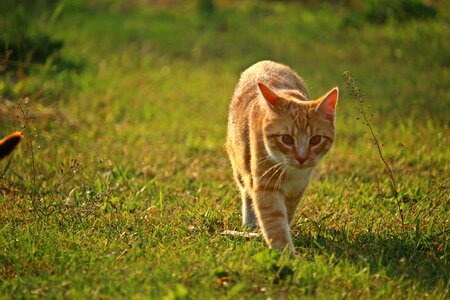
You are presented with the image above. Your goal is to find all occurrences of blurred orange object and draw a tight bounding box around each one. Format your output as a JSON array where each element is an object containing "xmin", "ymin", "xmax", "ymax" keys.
[{"xmin": 0, "ymin": 131, "xmax": 24, "ymax": 160}]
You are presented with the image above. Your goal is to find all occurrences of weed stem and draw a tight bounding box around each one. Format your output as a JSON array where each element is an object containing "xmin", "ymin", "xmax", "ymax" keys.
[{"xmin": 343, "ymin": 71, "xmax": 403, "ymax": 226}]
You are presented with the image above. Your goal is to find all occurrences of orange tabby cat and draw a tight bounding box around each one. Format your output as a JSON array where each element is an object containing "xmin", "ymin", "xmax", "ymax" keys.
[{"xmin": 226, "ymin": 61, "xmax": 338, "ymax": 255}]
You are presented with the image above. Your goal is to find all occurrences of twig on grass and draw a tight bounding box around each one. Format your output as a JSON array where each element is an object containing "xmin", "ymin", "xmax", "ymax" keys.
[{"xmin": 220, "ymin": 230, "xmax": 261, "ymax": 239}]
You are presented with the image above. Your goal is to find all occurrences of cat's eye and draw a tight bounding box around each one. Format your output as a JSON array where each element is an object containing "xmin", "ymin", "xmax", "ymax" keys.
[
  {"xmin": 310, "ymin": 135, "xmax": 321, "ymax": 146},
  {"xmin": 281, "ymin": 135, "xmax": 295, "ymax": 145}
]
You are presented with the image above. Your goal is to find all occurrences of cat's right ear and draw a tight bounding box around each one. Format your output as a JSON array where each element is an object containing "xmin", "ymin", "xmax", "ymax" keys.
[
  {"xmin": 258, "ymin": 82, "xmax": 279, "ymax": 106},
  {"xmin": 316, "ymin": 87, "xmax": 339, "ymax": 121}
]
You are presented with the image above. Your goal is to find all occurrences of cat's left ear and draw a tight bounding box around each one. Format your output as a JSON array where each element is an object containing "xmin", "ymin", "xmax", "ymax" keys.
[
  {"xmin": 316, "ymin": 87, "xmax": 339, "ymax": 121},
  {"xmin": 258, "ymin": 82, "xmax": 279, "ymax": 106}
]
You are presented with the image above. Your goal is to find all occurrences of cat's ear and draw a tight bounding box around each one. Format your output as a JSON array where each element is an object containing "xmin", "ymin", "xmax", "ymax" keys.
[
  {"xmin": 258, "ymin": 82, "xmax": 279, "ymax": 106},
  {"xmin": 316, "ymin": 87, "xmax": 339, "ymax": 121}
]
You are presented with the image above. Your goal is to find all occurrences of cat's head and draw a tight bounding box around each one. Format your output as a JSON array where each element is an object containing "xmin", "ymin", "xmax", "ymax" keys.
[{"xmin": 258, "ymin": 82, "xmax": 338, "ymax": 169}]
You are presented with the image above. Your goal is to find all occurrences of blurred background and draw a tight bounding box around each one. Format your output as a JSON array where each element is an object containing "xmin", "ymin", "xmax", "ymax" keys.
[
  {"xmin": 1, "ymin": 0, "xmax": 449, "ymax": 198},
  {"xmin": 1, "ymin": 0, "xmax": 448, "ymax": 185}
]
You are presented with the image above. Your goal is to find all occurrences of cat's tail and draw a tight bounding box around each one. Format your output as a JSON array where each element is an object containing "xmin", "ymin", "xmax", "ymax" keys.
[{"xmin": 0, "ymin": 131, "xmax": 24, "ymax": 161}]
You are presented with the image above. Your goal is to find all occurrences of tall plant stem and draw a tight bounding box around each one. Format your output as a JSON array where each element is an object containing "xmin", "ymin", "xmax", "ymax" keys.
[
  {"xmin": 18, "ymin": 99, "xmax": 38, "ymax": 205},
  {"xmin": 343, "ymin": 71, "xmax": 403, "ymax": 226}
]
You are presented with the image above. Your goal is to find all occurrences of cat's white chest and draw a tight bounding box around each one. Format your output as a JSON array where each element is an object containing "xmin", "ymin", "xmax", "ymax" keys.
[{"xmin": 283, "ymin": 167, "xmax": 313, "ymax": 196}]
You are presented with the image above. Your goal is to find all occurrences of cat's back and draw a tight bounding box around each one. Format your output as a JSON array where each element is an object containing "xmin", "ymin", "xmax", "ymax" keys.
[{"xmin": 232, "ymin": 60, "xmax": 309, "ymax": 107}]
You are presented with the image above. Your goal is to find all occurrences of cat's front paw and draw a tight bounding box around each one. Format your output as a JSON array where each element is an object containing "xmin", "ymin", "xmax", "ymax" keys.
[{"xmin": 270, "ymin": 240, "xmax": 296, "ymax": 257}]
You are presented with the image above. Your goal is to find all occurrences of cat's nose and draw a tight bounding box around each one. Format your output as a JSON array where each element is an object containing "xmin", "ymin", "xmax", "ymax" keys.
[
  {"xmin": 296, "ymin": 146, "xmax": 308, "ymax": 165},
  {"xmin": 296, "ymin": 156, "xmax": 307, "ymax": 165}
]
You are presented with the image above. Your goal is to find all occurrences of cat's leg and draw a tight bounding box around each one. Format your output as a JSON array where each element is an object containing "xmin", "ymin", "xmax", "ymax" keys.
[
  {"xmin": 253, "ymin": 190, "xmax": 295, "ymax": 254},
  {"xmin": 285, "ymin": 201, "xmax": 299, "ymax": 225},
  {"xmin": 285, "ymin": 190, "xmax": 306, "ymax": 224},
  {"xmin": 234, "ymin": 171, "xmax": 257, "ymax": 229},
  {"xmin": 239, "ymin": 186, "xmax": 257, "ymax": 230}
]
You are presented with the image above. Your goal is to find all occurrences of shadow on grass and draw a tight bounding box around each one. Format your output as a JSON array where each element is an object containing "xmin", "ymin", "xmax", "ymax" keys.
[{"xmin": 293, "ymin": 227, "xmax": 449, "ymax": 289}]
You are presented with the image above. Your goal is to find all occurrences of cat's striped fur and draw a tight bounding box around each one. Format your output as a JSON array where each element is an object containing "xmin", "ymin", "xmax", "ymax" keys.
[{"xmin": 226, "ymin": 61, "xmax": 338, "ymax": 255}]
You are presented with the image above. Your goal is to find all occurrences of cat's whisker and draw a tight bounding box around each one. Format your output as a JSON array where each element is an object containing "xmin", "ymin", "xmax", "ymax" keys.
[
  {"xmin": 275, "ymin": 165, "xmax": 287, "ymax": 193},
  {"xmin": 255, "ymin": 156, "xmax": 274, "ymax": 167},
  {"xmin": 261, "ymin": 162, "xmax": 284, "ymax": 180},
  {"xmin": 259, "ymin": 161, "xmax": 284, "ymax": 179},
  {"xmin": 273, "ymin": 165, "xmax": 285, "ymax": 193},
  {"xmin": 261, "ymin": 163, "xmax": 284, "ymax": 192}
]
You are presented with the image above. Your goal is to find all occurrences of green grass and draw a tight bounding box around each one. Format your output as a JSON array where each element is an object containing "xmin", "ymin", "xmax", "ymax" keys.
[{"xmin": 1, "ymin": 0, "xmax": 449, "ymax": 298}]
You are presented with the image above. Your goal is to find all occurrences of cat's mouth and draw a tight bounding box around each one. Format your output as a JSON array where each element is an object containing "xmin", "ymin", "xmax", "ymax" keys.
[
  {"xmin": 296, "ymin": 163, "xmax": 314, "ymax": 169},
  {"xmin": 287, "ymin": 159, "xmax": 315, "ymax": 169}
]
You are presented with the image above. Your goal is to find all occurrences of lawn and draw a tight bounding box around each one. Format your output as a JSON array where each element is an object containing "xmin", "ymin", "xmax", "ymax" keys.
[{"xmin": 0, "ymin": 0, "xmax": 449, "ymax": 298}]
